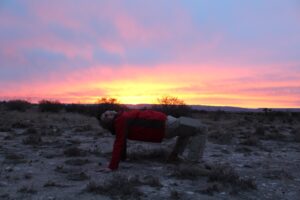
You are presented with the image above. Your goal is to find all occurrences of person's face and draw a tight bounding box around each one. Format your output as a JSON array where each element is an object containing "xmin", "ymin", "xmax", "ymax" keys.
[{"xmin": 101, "ymin": 111, "xmax": 117, "ymax": 123}]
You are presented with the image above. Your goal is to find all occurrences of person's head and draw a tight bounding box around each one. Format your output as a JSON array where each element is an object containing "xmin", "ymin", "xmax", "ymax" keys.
[
  {"xmin": 100, "ymin": 110, "xmax": 118, "ymax": 123},
  {"xmin": 99, "ymin": 110, "xmax": 118, "ymax": 134}
]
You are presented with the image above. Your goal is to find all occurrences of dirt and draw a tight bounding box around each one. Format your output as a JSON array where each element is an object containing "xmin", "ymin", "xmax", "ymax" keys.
[{"xmin": 0, "ymin": 109, "xmax": 299, "ymax": 200}]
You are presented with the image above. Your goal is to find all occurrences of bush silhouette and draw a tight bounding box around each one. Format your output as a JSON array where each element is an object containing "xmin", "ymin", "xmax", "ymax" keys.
[
  {"xmin": 5, "ymin": 100, "xmax": 31, "ymax": 112},
  {"xmin": 38, "ymin": 100, "xmax": 63, "ymax": 113},
  {"xmin": 152, "ymin": 96, "xmax": 191, "ymax": 117}
]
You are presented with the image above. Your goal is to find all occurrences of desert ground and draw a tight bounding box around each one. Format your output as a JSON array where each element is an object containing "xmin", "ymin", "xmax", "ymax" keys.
[{"xmin": 0, "ymin": 107, "xmax": 300, "ymax": 200}]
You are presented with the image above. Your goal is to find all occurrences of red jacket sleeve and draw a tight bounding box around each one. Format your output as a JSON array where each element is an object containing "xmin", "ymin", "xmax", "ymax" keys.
[{"xmin": 108, "ymin": 115, "xmax": 127, "ymax": 170}]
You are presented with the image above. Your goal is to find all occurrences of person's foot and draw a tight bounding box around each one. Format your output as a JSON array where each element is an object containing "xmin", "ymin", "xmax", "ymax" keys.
[{"xmin": 166, "ymin": 154, "xmax": 184, "ymax": 163}]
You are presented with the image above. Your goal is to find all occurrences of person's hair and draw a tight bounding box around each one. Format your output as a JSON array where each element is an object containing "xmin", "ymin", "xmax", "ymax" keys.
[{"xmin": 98, "ymin": 114, "xmax": 116, "ymax": 135}]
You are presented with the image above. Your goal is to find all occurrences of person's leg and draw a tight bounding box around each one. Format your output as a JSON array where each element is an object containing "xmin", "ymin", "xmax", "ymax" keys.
[
  {"xmin": 168, "ymin": 136, "xmax": 189, "ymax": 161},
  {"xmin": 178, "ymin": 117, "xmax": 208, "ymax": 162},
  {"xmin": 186, "ymin": 126, "xmax": 207, "ymax": 162},
  {"xmin": 166, "ymin": 117, "xmax": 198, "ymax": 161}
]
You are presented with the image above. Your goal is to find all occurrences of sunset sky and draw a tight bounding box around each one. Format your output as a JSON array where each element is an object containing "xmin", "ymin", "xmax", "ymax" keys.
[{"xmin": 1, "ymin": 0, "xmax": 300, "ymax": 108}]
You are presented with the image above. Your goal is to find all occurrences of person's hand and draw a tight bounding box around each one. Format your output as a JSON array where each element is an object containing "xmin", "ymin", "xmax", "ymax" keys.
[{"xmin": 97, "ymin": 167, "xmax": 113, "ymax": 173}]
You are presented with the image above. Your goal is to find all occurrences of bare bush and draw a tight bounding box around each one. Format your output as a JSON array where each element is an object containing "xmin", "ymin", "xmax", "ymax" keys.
[
  {"xmin": 5, "ymin": 100, "xmax": 31, "ymax": 112},
  {"xmin": 18, "ymin": 184, "xmax": 37, "ymax": 194},
  {"xmin": 254, "ymin": 125, "xmax": 265, "ymax": 136},
  {"xmin": 171, "ymin": 164, "xmax": 211, "ymax": 180},
  {"xmin": 152, "ymin": 96, "xmax": 191, "ymax": 117},
  {"xmin": 128, "ymin": 147, "xmax": 168, "ymax": 162},
  {"xmin": 66, "ymin": 172, "xmax": 89, "ymax": 181},
  {"xmin": 5, "ymin": 152, "xmax": 25, "ymax": 163},
  {"xmin": 209, "ymin": 130, "xmax": 233, "ymax": 145},
  {"xmin": 294, "ymin": 128, "xmax": 300, "ymax": 142},
  {"xmin": 64, "ymin": 159, "xmax": 90, "ymax": 166},
  {"xmin": 38, "ymin": 100, "xmax": 63, "ymax": 113},
  {"xmin": 208, "ymin": 164, "xmax": 256, "ymax": 193},
  {"xmin": 240, "ymin": 135, "xmax": 260, "ymax": 146},
  {"xmin": 63, "ymin": 146, "xmax": 87, "ymax": 157},
  {"xmin": 84, "ymin": 173, "xmax": 142, "ymax": 198},
  {"xmin": 22, "ymin": 134, "xmax": 42, "ymax": 145}
]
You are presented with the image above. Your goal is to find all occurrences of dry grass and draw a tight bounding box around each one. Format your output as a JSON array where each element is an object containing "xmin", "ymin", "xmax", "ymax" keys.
[
  {"xmin": 63, "ymin": 146, "xmax": 87, "ymax": 157},
  {"xmin": 4, "ymin": 152, "xmax": 26, "ymax": 164},
  {"xmin": 263, "ymin": 169, "xmax": 294, "ymax": 180},
  {"xmin": 295, "ymin": 128, "xmax": 300, "ymax": 142},
  {"xmin": 64, "ymin": 158, "xmax": 90, "ymax": 166},
  {"xmin": 66, "ymin": 172, "xmax": 89, "ymax": 181},
  {"xmin": 22, "ymin": 134, "xmax": 42, "ymax": 145},
  {"xmin": 171, "ymin": 164, "xmax": 211, "ymax": 180},
  {"xmin": 128, "ymin": 147, "xmax": 168, "ymax": 162},
  {"xmin": 84, "ymin": 173, "xmax": 143, "ymax": 198},
  {"xmin": 209, "ymin": 130, "xmax": 233, "ymax": 145},
  {"xmin": 18, "ymin": 184, "xmax": 37, "ymax": 194},
  {"xmin": 208, "ymin": 164, "xmax": 256, "ymax": 194},
  {"xmin": 240, "ymin": 135, "xmax": 260, "ymax": 146}
]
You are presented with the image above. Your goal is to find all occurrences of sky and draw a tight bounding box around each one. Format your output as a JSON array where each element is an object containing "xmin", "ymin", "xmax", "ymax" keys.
[{"xmin": 0, "ymin": 0, "xmax": 300, "ymax": 108}]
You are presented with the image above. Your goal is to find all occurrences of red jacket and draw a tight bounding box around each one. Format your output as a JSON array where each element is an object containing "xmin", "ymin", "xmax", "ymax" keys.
[{"xmin": 108, "ymin": 110, "xmax": 167, "ymax": 170}]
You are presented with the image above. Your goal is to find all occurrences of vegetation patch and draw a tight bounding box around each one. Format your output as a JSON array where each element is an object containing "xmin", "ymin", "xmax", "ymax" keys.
[
  {"xmin": 5, "ymin": 100, "xmax": 31, "ymax": 112},
  {"xmin": 207, "ymin": 164, "xmax": 256, "ymax": 194},
  {"xmin": 4, "ymin": 152, "xmax": 26, "ymax": 164},
  {"xmin": 66, "ymin": 172, "xmax": 89, "ymax": 181},
  {"xmin": 84, "ymin": 173, "xmax": 143, "ymax": 198},
  {"xmin": 294, "ymin": 128, "xmax": 300, "ymax": 142},
  {"xmin": 209, "ymin": 130, "xmax": 233, "ymax": 145},
  {"xmin": 263, "ymin": 169, "xmax": 294, "ymax": 180},
  {"xmin": 128, "ymin": 147, "xmax": 168, "ymax": 162},
  {"xmin": 64, "ymin": 158, "xmax": 90, "ymax": 166},
  {"xmin": 22, "ymin": 134, "xmax": 42, "ymax": 145},
  {"xmin": 240, "ymin": 135, "xmax": 260, "ymax": 146},
  {"xmin": 18, "ymin": 185, "xmax": 37, "ymax": 194},
  {"xmin": 38, "ymin": 100, "xmax": 63, "ymax": 113},
  {"xmin": 63, "ymin": 146, "xmax": 87, "ymax": 157},
  {"xmin": 171, "ymin": 164, "xmax": 211, "ymax": 180}
]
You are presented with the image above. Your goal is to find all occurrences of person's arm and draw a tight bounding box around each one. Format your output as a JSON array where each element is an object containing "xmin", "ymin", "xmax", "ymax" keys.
[{"xmin": 108, "ymin": 117, "xmax": 127, "ymax": 170}]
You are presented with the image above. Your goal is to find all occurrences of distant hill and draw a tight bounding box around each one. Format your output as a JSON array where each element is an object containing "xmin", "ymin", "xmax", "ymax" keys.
[{"xmin": 126, "ymin": 104, "xmax": 300, "ymax": 112}]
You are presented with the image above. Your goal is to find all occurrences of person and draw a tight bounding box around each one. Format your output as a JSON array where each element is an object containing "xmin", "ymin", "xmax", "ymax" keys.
[{"xmin": 98, "ymin": 109, "xmax": 207, "ymax": 172}]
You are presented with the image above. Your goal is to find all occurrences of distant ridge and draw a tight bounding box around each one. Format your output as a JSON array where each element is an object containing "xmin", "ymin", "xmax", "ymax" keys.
[{"xmin": 125, "ymin": 104, "xmax": 300, "ymax": 112}]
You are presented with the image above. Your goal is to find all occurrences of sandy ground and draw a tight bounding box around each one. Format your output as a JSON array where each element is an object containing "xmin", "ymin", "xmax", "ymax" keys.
[{"xmin": 0, "ymin": 109, "xmax": 300, "ymax": 200}]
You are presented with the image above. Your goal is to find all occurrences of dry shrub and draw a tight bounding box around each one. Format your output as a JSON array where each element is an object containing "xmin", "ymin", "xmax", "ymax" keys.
[
  {"xmin": 234, "ymin": 146, "xmax": 253, "ymax": 154},
  {"xmin": 5, "ymin": 100, "xmax": 31, "ymax": 112},
  {"xmin": 40, "ymin": 125, "xmax": 61, "ymax": 136},
  {"xmin": 64, "ymin": 159, "xmax": 90, "ymax": 166},
  {"xmin": 293, "ymin": 128, "xmax": 300, "ymax": 142},
  {"xmin": 22, "ymin": 134, "xmax": 42, "ymax": 145},
  {"xmin": 66, "ymin": 172, "xmax": 89, "ymax": 181},
  {"xmin": 254, "ymin": 126, "xmax": 265, "ymax": 136},
  {"xmin": 128, "ymin": 147, "xmax": 168, "ymax": 162},
  {"xmin": 4, "ymin": 152, "xmax": 26, "ymax": 164},
  {"xmin": 12, "ymin": 121, "xmax": 32, "ymax": 129},
  {"xmin": 240, "ymin": 135, "xmax": 260, "ymax": 146},
  {"xmin": 263, "ymin": 169, "xmax": 294, "ymax": 180},
  {"xmin": 74, "ymin": 125, "xmax": 93, "ymax": 132},
  {"xmin": 208, "ymin": 164, "xmax": 256, "ymax": 194},
  {"xmin": 18, "ymin": 185, "xmax": 37, "ymax": 194},
  {"xmin": 44, "ymin": 180, "xmax": 60, "ymax": 187},
  {"xmin": 209, "ymin": 130, "xmax": 233, "ymax": 145},
  {"xmin": 63, "ymin": 146, "xmax": 86, "ymax": 157},
  {"xmin": 140, "ymin": 175, "xmax": 162, "ymax": 188},
  {"xmin": 23, "ymin": 127, "xmax": 38, "ymax": 135},
  {"xmin": 200, "ymin": 183, "xmax": 223, "ymax": 195},
  {"xmin": 38, "ymin": 100, "xmax": 63, "ymax": 113},
  {"xmin": 171, "ymin": 164, "xmax": 211, "ymax": 180},
  {"xmin": 264, "ymin": 130, "xmax": 286, "ymax": 140},
  {"xmin": 0, "ymin": 126, "xmax": 12, "ymax": 132},
  {"xmin": 169, "ymin": 190, "xmax": 184, "ymax": 199},
  {"xmin": 84, "ymin": 173, "xmax": 142, "ymax": 198}
]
